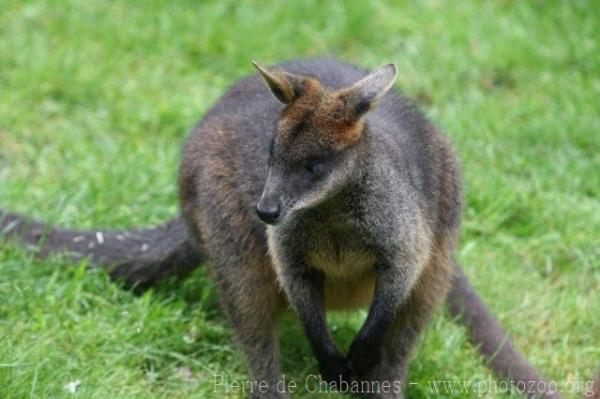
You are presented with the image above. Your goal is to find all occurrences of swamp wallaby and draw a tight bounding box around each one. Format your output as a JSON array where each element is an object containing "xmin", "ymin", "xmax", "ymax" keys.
[{"xmin": 1, "ymin": 58, "xmax": 563, "ymax": 398}]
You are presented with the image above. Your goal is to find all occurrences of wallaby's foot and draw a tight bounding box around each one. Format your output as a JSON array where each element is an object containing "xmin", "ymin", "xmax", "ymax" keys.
[{"xmin": 317, "ymin": 352, "xmax": 354, "ymax": 391}]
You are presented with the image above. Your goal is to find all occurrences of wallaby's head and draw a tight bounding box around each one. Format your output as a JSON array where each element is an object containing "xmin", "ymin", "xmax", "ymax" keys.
[{"xmin": 253, "ymin": 61, "xmax": 397, "ymax": 225}]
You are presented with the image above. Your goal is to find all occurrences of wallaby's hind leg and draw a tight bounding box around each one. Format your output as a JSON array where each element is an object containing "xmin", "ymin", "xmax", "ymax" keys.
[
  {"xmin": 180, "ymin": 137, "xmax": 289, "ymax": 397},
  {"xmin": 208, "ymin": 253, "xmax": 288, "ymax": 398},
  {"xmin": 357, "ymin": 258, "xmax": 452, "ymax": 399}
]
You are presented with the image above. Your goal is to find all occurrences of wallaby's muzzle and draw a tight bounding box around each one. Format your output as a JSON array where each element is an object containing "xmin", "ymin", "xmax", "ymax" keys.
[
  {"xmin": 255, "ymin": 198, "xmax": 281, "ymax": 225},
  {"xmin": 256, "ymin": 170, "xmax": 283, "ymax": 225}
]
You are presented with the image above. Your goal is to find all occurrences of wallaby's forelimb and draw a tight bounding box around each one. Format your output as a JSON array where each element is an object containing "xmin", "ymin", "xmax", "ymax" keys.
[
  {"xmin": 0, "ymin": 210, "xmax": 205, "ymax": 288},
  {"xmin": 0, "ymin": 210, "xmax": 561, "ymax": 397}
]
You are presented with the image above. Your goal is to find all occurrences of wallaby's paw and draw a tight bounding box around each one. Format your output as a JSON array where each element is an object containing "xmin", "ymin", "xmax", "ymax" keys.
[
  {"xmin": 348, "ymin": 339, "xmax": 382, "ymax": 378},
  {"xmin": 318, "ymin": 353, "xmax": 354, "ymax": 390}
]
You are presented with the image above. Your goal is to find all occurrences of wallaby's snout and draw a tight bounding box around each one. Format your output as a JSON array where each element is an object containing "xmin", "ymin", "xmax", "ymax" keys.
[
  {"xmin": 256, "ymin": 197, "xmax": 281, "ymax": 225},
  {"xmin": 256, "ymin": 170, "xmax": 284, "ymax": 225}
]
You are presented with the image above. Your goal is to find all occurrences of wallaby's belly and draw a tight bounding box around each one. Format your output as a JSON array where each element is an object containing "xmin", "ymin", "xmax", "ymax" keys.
[
  {"xmin": 307, "ymin": 246, "xmax": 376, "ymax": 279},
  {"xmin": 306, "ymin": 233, "xmax": 377, "ymax": 310},
  {"xmin": 324, "ymin": 271, "xmax": 376, "ymax": 310}
]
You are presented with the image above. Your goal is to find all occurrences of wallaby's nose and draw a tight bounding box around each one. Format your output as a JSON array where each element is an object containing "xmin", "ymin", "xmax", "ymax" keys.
[{"xmin": 255, "ymin": 201, "xmax": 281, "ymax": 225}]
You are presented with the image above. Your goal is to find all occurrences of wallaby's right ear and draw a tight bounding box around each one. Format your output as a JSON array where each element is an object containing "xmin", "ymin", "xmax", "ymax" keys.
[
  {"xmin": 252, "ymin": 61, "xmax": 305, "ymax": 104},
  {"xmin": 339, "ymin": 63, "xmax": 397, "ymax": 118}
]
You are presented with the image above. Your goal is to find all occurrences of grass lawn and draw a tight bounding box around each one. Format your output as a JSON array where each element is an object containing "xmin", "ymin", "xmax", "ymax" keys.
[{"xmin": 0, "ymin": 1, "xmax": 598, "ymax": 398}]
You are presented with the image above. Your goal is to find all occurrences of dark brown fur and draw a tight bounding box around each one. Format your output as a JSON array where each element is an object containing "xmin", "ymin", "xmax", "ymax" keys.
[{"xmin": 176, "ymin": 58, "xmax": 559, "ymax": 398}]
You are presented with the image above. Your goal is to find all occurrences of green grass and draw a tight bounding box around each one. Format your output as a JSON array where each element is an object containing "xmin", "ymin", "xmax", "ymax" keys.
[{"xmin": 0, "ymin": 0, "xmax": 598, "ymax": 398}]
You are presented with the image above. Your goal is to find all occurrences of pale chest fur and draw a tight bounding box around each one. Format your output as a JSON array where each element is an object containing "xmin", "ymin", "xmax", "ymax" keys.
[
  {"xmin": 307, "ymin": 225, "xmax": 376, "ymax": 309},
  {"xmin": 305, "ymin": 228, "xmax": 375, "ymax": 279},
  {"xmin": 267, "ymin": 222, "xmax": 377, "ymax": 311}
]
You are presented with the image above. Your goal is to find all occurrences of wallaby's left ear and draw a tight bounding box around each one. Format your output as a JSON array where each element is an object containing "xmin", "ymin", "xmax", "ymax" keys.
[
  {"xmin": 339, "ymin": 63, "xmax": 397, "ymax": 117},
  {"xmin": 252, "ymin": 61, "xmax": 306, "ymax": 104}
]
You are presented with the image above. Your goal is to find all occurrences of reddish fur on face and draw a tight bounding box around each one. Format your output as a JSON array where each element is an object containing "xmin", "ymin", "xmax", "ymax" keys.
[{"xmin": 277, "ymin": 78, "xmax": 365, "ymax": 151}]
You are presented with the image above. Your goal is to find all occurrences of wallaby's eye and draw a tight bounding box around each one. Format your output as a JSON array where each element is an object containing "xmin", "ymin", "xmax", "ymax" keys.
[
  {"xmin": 268, "ymin": 138, "xmax": 275, "ymax": 157},
  {"xmin": 306, "ymin": 161, "xmax": 325, "ymax": 176}
]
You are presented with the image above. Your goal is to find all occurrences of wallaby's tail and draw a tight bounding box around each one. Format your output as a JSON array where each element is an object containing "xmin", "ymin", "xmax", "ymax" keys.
[
  {"xmin": 0, "ymin": 210, "xmax": 205, "ymax": 288},
  {"xmin": 447, "ymin": 264, "xmax": 562, "ymax": 398},
  {"xmin": 1, "ymin": 210, "xmax": 563, "ymax": 397},
  {"xmin": 590, "ymin": 369, "xmax": 600, "ymax": 398}
]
